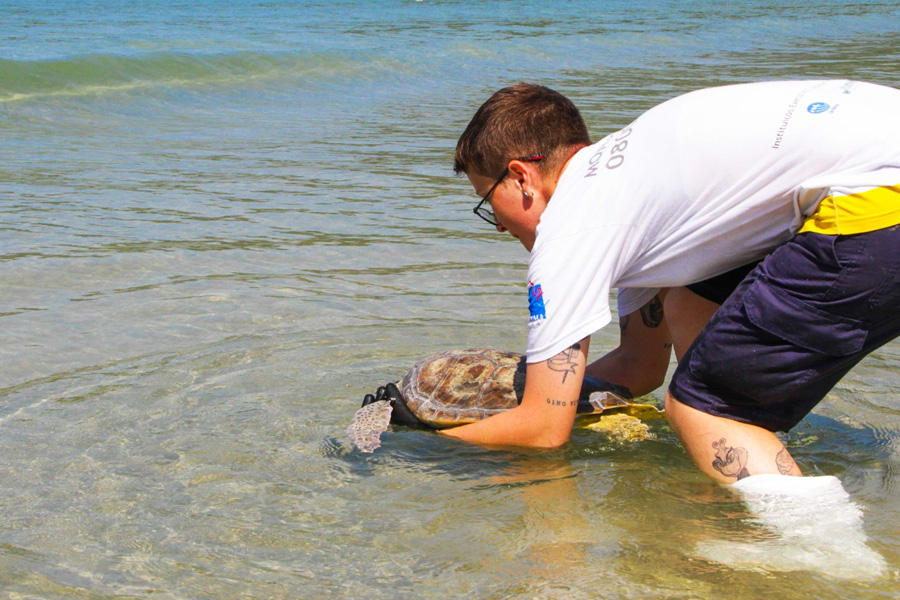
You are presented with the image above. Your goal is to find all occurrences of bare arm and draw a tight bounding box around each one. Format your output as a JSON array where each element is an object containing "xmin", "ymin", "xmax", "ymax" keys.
[
  {"xmin": 585, "ymin": 294, "xmax": 672, "ymax": 397},
  {"xmin": 440, "ymin": 337, "xmax": 591, "ymax": 448}
]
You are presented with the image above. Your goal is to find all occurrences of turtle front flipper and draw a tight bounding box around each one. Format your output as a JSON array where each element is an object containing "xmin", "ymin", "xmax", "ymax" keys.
[
  {"xmin": 348, "ymin": 401, "xmax": 393, "ymax": 453},
  {"xmin": 349, "ymin": 383, "xmax": 435, "ymax": 453}
]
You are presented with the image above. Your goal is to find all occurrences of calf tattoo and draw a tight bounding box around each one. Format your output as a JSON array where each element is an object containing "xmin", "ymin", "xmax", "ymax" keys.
[
  {"xmin": 547, "ymin": 342, "xmax": 581, "ymax": 383},
  {"xmin": 711, "ymin": 438, "xmax": 750, "ymax": 480},
  {"xmin": 776, "ymin": 447, "xmax": 800, "ymax": 475}
]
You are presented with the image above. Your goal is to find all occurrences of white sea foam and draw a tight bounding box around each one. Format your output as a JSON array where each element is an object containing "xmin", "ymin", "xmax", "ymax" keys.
[{"xmin": 695, "ymin": 475, "xmax": 888, "ymax": 580}]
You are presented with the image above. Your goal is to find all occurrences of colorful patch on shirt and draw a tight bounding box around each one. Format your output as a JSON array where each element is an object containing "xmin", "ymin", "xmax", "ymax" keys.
[{"xmin": 528, "ymin": 281, "xmax": 546, "ymax": 322}]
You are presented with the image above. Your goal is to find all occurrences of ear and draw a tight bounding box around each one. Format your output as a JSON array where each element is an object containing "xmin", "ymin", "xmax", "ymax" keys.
[{"xmin": 507, "ymin": 158, "xmax": 542, "ymax": 192}]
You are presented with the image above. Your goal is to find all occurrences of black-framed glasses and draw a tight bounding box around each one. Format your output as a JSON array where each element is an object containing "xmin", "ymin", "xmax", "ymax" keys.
[{"xmin": 473, "ymin": 153, "xmax": 543, "ymax": 226}]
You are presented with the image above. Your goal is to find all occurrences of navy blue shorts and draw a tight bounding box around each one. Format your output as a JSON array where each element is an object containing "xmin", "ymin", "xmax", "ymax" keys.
[
  {"xmin": 686, "ymin": 261, "xmax": 760, "ymax": 306},
  {"xmin": 669, "ymin": 226, "xmax": 900, "ymax": 432}
]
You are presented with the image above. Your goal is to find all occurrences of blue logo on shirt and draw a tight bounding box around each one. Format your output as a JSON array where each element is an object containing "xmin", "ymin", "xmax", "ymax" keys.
[
  {"xmin": 807, "ymin": 102, "xmax": 830, "ymax": 114},
  {"xmin": 528, "ymin": 282, "xmax": 546, "ymax": 322}
]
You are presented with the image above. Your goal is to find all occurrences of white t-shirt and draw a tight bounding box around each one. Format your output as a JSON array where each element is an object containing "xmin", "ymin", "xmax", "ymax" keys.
[{"xmin": 526, "ymin": 79, "xmax": 900, "ymax": 363}]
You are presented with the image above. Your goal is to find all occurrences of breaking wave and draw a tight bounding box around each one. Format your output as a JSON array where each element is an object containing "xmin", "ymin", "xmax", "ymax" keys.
[{"xmin": 0, "ymin": 50, "xmax": 413, "ymax": 103}]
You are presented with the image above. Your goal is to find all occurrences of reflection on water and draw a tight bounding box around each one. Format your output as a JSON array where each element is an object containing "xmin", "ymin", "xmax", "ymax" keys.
[{"xmin": 1, "ymin": 0, "xmax": 899, "ymax": 597}]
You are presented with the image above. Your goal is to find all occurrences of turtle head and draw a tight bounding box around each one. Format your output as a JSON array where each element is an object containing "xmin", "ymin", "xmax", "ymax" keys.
[
  {"xmin": 361, "ymin": 384, "xmax": 398, "ymax": 407},
  {"xmin": 360, "ymin": 382, "xmax": 431, "ymax": 429}
]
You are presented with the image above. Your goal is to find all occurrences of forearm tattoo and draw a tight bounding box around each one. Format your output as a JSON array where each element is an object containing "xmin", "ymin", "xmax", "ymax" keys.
[
  {"xmin": 711, "ymin": 438, "xmax": 750, "ymax": 480},
  {"xmin": 546, "ymin": 397, "xmax": 577, "ymax": 408},
  {"xmin": 640, "ymin": 295, "xmax": 664, "ymax": 328},
  {"xmin": 547, "ymin": 342, "xmax": 581, "ymax": 383}
]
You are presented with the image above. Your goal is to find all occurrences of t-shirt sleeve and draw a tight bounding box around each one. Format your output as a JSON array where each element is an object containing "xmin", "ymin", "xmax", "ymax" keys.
[{"xmin": 525, "ymin": 225, "xmax": 641, "ymax": 363}]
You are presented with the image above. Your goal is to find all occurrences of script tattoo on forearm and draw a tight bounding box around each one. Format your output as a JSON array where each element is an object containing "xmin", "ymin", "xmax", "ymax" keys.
[
  {"xmin": 776, "ymin": 447, "xmax": 800, "ymax": 475},
  {"xmin": 640, "ymin": 295, "xmax": 664, "ymax": 328},
  {"xmin": 711, "ymin": 438, "xmax": 751, "ymax": 480},
  {"xmin": 546, "ymin": 397, "xmax": 577, "ymax": 408},
  {"xmin": 547, "ymin": 342, "xmax": 581, "ymax": 383}
]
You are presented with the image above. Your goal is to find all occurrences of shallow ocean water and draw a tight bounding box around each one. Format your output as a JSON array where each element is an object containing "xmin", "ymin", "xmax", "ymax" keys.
[{"xmin": 1, "ymin": 0, "xmax": 899, "ymax": 597}]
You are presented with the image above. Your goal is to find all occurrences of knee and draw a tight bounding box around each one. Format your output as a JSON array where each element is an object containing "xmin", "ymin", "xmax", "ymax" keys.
[
  {"xmin": 664, "ymin": 391, "xmax": 701, "ymax": 440},
  {"xmin": 664, "ymin": 391, "xmax": 677, "ymax": 413}
]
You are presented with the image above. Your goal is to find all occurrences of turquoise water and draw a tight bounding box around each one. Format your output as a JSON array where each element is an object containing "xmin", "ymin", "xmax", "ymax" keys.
[{"xmin": 2, "ymin": 1, "xmax": 899, "ymax": 597}]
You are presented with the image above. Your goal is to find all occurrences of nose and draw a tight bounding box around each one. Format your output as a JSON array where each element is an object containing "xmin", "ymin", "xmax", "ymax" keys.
[{"xmin": 495, "ymin": 223, "xmax": 507, "ymax": 233}]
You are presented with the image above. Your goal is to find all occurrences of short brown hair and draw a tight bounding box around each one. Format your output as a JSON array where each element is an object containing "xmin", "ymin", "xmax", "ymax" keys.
[{"xmin": 454, "ymin": 83, "xmax": 591, "ymax": 177}]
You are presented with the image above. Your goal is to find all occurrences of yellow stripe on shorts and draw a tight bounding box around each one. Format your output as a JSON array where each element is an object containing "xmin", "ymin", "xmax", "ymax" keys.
[{"xmin": 799, "ymin": 185, "xmax": 900, "ymax": 235}]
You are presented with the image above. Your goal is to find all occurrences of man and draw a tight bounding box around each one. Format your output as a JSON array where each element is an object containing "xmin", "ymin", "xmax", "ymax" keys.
[{"xmin": 443, "ymin": 80, "xmax": 900, "ymax": 484}]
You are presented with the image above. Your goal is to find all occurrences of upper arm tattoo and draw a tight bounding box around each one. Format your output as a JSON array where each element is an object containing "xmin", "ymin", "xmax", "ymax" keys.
[
  {"xmin": 547, "ymin": 342, "xmax": 581, "ymax": 383},
  {"xmin": 639, "ymin": 294, "xmax": 664, "ymax": 328}
]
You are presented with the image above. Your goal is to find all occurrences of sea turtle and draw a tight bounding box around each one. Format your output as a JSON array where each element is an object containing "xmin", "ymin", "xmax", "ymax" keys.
[{"xmin": 348, "ymin": 348, "xmax": 664, "ymax": 452}]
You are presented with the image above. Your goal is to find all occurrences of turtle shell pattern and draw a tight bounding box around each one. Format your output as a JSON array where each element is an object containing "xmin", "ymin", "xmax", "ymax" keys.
[{"xmin": 400, "ymin": 349, "xmax": 526, "ymax": 428}]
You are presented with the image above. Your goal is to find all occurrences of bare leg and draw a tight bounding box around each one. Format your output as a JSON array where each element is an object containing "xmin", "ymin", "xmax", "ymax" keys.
[
  {"xmin": 662, "ymin": 287, "xmax": 720, "ymax": 361},
  {"xmin": 665, "ymin": 393, "xmax": 802, "ymax": 483}
]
